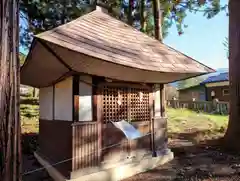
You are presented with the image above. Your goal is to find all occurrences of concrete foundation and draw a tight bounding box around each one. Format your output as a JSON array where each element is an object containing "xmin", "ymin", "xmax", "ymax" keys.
[{"xmin": 34, "ymin": 149, "xmax": 174, "ymax": 181}]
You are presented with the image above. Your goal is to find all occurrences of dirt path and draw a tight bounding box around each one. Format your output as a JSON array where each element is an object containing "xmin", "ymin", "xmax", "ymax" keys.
[{"xmin": 123, "ymin": 139, "xmax": 240, "ymax": 181}]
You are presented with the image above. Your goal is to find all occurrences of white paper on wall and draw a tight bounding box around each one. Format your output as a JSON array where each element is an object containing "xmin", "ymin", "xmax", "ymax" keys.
[
  {"xmin": 79, "ymin": 81, "xmax": 92, "ymax": 121},
  {"xmin": 154, "ymin": 89, "xmax": 161, "ymax": 117},
  {"xmin": 39, "ymin": 86, "xmax": 53, "ymax": 120}
]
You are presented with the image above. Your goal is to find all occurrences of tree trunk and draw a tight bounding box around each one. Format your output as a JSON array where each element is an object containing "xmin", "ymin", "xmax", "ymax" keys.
[
  {"xmin": 61, "ymin": 0, "xmax": 66, "ymax": 24},
  {"xmin": 128, "ymin": 0, "xmax": 133, "ymax": 25},
  {"xmin": 152, "ymin": 0, "xmax": 163, "ymax": 41},
  {"xmin": 224, "ymin": 0, "xmax": 240, "ymax": 151},
  {"xmin": 0, "ymin": 0, "xmax": 21, "ymax": 180},
  {"xmin": 140, "ymin": 0, "xmax": 147, "ymax": 31}
]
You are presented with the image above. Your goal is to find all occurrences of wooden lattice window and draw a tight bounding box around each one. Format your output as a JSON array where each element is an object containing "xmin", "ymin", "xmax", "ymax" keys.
[
  {"xmin": 103, "ymin": 86, "xmax": 128, "ymax": 122},
  {"xmin": 102, "ymin": 85, "xmax": 150, "ymax": 123},
  {"xmin": 130, "ymin": 88, "xmax": 150, "ymax": 122}
]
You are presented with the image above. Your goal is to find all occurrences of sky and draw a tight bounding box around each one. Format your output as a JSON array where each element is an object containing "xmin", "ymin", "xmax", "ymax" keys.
[
  {"xmin": 20, "ymin": 0, "xmax": 229, "ymax": 70},
  {"xmin": 164, "ymin": 0, "xmax": 229, "ymax": 70}
]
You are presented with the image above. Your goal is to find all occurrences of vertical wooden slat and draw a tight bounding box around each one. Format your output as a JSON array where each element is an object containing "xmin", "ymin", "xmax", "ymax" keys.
[
  {"xmin": 89, "ymin": 125, "xmax": 91, "ymax": 167},
  {"xmin": 72, "ymin": 126, "xmax": 76, "ymax": 171},
  {"xmin": 87, "ymin": 124, "xmax": 89, "ymax": 167},
  {"xmin": 80, "ymin": 125, "xmax": 82, "ymax": 168},
  {"xmin": 89, "ymin": 125, "xmax": 91, "ymax": 166},
  {"xmin": 80, "ymin": 125, "xmax": 82, "ymax": 169},
  {"xmin": 53, "ymin": 85, "xmax": 55, "ymax": 120},
  {"xmin": 84, "ymin": 124, "xmax": 86, "ymax": 167},
  {"xmin": 83, "ymin": 124, "xmax": 85, "ymax": 168},
  {"xmin": 75, "ymin": 125, "xmax": 78, "ymax": 169},
  {"xmin": 78, "ymin": 125, "xmax": 80, "ymax": 169},
  {"xmin": 72, "ymin": 122, "xmax": 99, "ymax": 170}
]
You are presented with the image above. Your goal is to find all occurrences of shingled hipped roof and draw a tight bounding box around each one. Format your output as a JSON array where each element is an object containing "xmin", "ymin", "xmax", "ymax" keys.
[{"xmin": 21, "ymin": 6, "xmax": 214, "ymax": 88}]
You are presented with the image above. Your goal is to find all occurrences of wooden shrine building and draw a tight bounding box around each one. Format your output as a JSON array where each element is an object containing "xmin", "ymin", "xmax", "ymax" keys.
[{"xmin": 21, "ymin": 6, "xmax": 214, "ymax": 181}]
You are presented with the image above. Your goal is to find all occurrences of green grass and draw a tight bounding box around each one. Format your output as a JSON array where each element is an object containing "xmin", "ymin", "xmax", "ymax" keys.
[
  {"xmin": 167, "ymin": 108, "xmax": 228, "ymax": 143},
  {"xmin": 21, "ymin": 103, "xmax": 39, "ymax": 134},
  {"xmin": 20, "ymin": 103, "xmax": 229, "ymax": 141}
]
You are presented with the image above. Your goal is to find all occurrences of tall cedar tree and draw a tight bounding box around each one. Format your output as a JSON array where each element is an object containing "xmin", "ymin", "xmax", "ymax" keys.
[
  {"xmin": 224, "ymin": 0, "xmax": 240, "ymax": 151},
  {"xmin": 153, "ymin": 0, "xmax": 162, "ymax": 41},
  {"xmin": 128, "ymin": 0, "xmax": 134, "ymax": 25},
  {"xmin": 0, "ymin": 0, "xmax": 21, "ymax": 180}
]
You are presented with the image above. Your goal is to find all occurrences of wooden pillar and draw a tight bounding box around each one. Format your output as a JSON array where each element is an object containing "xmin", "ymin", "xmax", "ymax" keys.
[
  {"xmin": 93, "ymin": 78, "xmax": 103, "ymax": 164},
  {"xmin": 72, "ymin": 75, "xmax": 79, "ymax": 171},
  {"xmin": 149, "ymin": 87, "xmax": 156, "ymax": 156},
  {"xmin": 72, "ymin": 75, "xmax": 80, "ymax": 122},
  {"xmin": 152, "ymin": 84, "xmax": 167, "ymax": 156},
  {"xmin": 159, "ymin": 84, "xmax": 166, "ymax": 117}
]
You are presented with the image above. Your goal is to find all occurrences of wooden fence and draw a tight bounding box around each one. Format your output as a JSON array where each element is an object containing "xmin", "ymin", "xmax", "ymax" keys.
[{"xmin": 167, "ymin": 100, "xmax": 230, "ymax": 115}]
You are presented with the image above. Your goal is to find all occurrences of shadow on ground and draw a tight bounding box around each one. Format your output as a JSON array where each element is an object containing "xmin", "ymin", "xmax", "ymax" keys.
[
  {"xmin": 22, "ymin": 133, "xmax": 54, "ymax": 181},
  {"xmin": 22, "ymin": 131, "xmax": 240, "ymax": 181},
  {"xmin": 123, "ymin": 131, "xmax": 240, "ymax": 181}
]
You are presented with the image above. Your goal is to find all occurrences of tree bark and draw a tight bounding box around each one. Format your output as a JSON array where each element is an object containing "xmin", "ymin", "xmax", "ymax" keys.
[
  {"xmin": 224, "ymin": 0, "xmax": 240, "ymax": 151},
  {"xmin": 152, "ymin": 0, "xmax": 163, "ymax": 42},
  {"xmin": 128, "ymin": 0, "xmax": 133, "ymax": 25},
  {"xmin": 140, "ymin": 0, "xmax": 147, "ymax": 31},
  {"xmin": 0, "ymin": 0, "xmax": 21, "ymax": 180},
  {"xmin": 61, "ymin": 0, "xmax": 66, "ymax": 24}
]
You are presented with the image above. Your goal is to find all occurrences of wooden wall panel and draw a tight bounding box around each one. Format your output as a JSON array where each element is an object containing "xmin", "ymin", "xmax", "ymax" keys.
[
  {"xmin": 72, "ymin": 122, "xmax": 99, "ymax": 171},
  {"xmin": 39, "ymin": 119, "xmax": 72, "ymax": 178},
  {"xmin": 206, "ymin": 85, "xmax": 230, "ymax": 102}
]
